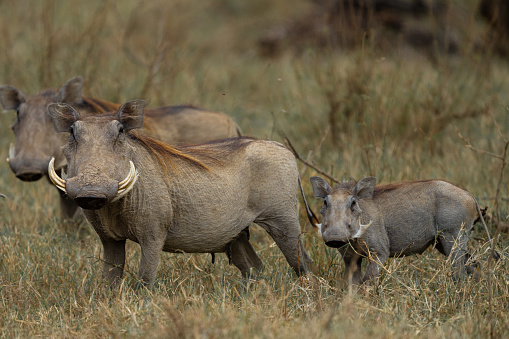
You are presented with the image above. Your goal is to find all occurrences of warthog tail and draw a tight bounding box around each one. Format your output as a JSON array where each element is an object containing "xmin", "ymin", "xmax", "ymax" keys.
[{"xmin": 298, "ymin": 177, "xmax": 320, "ymax": 228}]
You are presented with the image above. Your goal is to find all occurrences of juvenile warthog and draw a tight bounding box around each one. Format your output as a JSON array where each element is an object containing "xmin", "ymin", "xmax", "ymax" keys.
[
  {"xmin": 46, "ymin": 100, "xmax": 310, "ymax": 286},
  {"xmin": 310, "ymin": 176, "xmax": 495, "ymax": 285},
  {"xmin": 0, "ymin": 76, "xmax": 241, "ymax": 219}
]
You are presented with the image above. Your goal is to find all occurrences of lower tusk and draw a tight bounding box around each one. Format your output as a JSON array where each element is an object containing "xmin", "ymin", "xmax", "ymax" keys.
[
  {"xmin": 353, "ymin": 218, "xmax": 373, "ymax": 238},
  {"xmin": 316, "ymin": 223, "xmax": 322, "ymax": 237},
  {"xmin": 48, "ymin": 157, "xmax": 67, "ymax": 193},
  {"xmin": 7, "ymin": 143, "xmax": 15, "ymax": 163},
  {"xmin": 112, "ymin": 161, "xmax": 138, "ymax": 202}
]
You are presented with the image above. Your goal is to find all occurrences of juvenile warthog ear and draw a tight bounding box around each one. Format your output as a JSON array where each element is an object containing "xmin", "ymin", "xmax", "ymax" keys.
[
  {"xmin": 117, "ymin": 99, "xmax": 146, "ymax": 131},
  {"xmin": 353, "ymin": 177, "xmax": 376, "ymax": 199},
  {"xmin": 56, "ymin": 76, "xmax": 84, "ymax": 104},
  {"xmin": 310, "ymin": 176, "xmax": 332, "ymax": 199},
  {"xmin": 47, "ymin": 103, "xmax": 81, "ymax": 133},
  {"xmin": 0, "ymin": 85, "xmax": 26, "ymax": 110}
]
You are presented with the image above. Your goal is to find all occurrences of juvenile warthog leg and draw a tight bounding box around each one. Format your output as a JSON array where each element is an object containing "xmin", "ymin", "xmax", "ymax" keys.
[
  {"xmin": 101, "ymin": 239, "xmax": 126, "ymax": 287},
  {"xmin": 230, "ymin": 228, "xmax": 263, "ymax": 279},
  {"xmin": 361, "ymin": 252, "xmax": 388, "ymax": 284},
  {"xmin": 339, "ymin": 246, "xmax": 363, "ymax": 285}
]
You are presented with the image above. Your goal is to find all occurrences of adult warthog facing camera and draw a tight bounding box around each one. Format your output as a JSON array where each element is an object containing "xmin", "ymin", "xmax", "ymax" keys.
[
  {"xmin": 310, "ymin": 176, "xmax": 497, "ymax": 285},
  {"xmin": 46, "ymin": 100, "xmax": 310, "ymax": 286},
  {"xmin": 0, "ymin": 76, "xmax": 241, "ymax": 219}
]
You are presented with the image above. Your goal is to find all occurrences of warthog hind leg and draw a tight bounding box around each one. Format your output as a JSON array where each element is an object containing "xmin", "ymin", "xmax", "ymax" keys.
[
  {"xmin": 230, "ymin": 228, "xmax": 262, "ymax": 279},
  {"xmin": 437, "ymin": 231, "xmax": 471, "ymax": 281},
  {"xmin": 256, "ymin": 216, "xmax": 311, "ymax": 277}
]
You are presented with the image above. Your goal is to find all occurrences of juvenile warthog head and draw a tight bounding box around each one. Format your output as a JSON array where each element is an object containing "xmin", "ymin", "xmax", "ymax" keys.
[
  {"xmin": 310, "ymin": 176, "xmax": 375, "ymax": 248},
  {"xmin": 0, "ymin": 77, "xmax": 83, "ymax": 181},
  {"xmin": 47, "ymin": 100, "xmax": 146, "ymax": 210}
]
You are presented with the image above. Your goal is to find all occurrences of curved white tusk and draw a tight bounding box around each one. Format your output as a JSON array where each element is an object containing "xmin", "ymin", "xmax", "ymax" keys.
[
  {"xmin": 7, "ymin": 143, "xmax": 15, "ymax": 163},
  {"xmin": 352, "ymin": 218, "xmax": 373, "ymax": 238},
  {"xmin": 118, "ymin": 160, "xmax": 136, "ymax": 190},
  {"xmin": 112, "ymin": 161, "xmax": 138, "ymax": 202},
  {"xmin": 48, "ymin": 157, "xmax": 67, "ymax": 193}
]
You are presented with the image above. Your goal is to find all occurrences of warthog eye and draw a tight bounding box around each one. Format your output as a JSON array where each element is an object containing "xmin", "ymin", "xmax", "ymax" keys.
[
  {"xmin": 11, "ymin": 109, "xmax": 20, "ymax": 130},
  {"xmin": 320, "ymin": 197, "xmax": 330, "ymax": 215},
  {"xmin": 69, "ymin": 126, "xmax": 76, "ymax": 142},
  {"xmin": 350, "ymin": 199, "xmax": 357, "ymax": 212},
  {"xmin": 119, "ymin": 125, "xmax": 124, "ymax": 134}
]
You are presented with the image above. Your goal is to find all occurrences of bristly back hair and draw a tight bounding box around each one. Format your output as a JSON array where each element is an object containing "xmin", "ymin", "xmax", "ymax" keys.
[
  {"xmin": 81, "ymin": 96, "xmax": 120, "ymax": 114},
  {"xmin": 129, "ymin": 134, "xmax": 256, "ymax": 180},
  {"xmin": 130, "ymin": 131, "xmax": 211, "ymax": 176},
  {"xmin": 334, "ymin": 179, "xmax": 441, "ymax": 198}
]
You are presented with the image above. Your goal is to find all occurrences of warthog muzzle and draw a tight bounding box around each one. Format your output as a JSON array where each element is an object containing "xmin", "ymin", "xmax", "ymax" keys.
[
  {"xmin": 7, "ymin": 144, "xmax": 49, "ymax": 181},
  {"xmin": 74, "ymin": 194, "xmax": 109, "ymax": 210},
  {"xmin": 14, "ymin": 170, "xmax": 44, "ymax": 182},
  {"xmin": 325, "ymin": 240, "xmax": 348, "ymax": 248},
  {"xmin": 48, "ymin": 157, "xmax": 139, "ymax": 209}
]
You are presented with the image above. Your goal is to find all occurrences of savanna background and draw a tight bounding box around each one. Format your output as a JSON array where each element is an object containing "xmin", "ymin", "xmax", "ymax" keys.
[{"xmin": 1, "ymin": 0, "xmax": 508, "ymax": 337}]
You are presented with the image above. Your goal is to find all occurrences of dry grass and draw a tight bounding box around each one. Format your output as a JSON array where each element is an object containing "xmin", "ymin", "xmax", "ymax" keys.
[{"xmin": 0, "ymin": 0, "xmax": 508, "ymax": 337}]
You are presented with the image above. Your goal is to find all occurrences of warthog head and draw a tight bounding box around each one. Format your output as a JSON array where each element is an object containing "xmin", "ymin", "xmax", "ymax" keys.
[
  {"xmin": 310, "ymin": 176, "xmax": 375, "ymax": 248},
  {"xmin": 0, "ymin": 77, "xmax": 83, "ymax": 181},
  {"xmin": 47, "ymin": 100, "xmax": 145, "ymax": 210}
]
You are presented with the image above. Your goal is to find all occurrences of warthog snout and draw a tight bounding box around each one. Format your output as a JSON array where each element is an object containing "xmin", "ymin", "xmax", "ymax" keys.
[
  {"xmin": 9, "ymin": 153, "xmax": 50, "ymax": 182},
  {"xmin": 74, "ymin": 194, "xmax": 109, "ymax": 210},
  {"xmin": 65, "ymin": 179, "xmax": 118, "ymax": 210},
  {"xmin": 325, "ymin": 240, "xmax": 348, "ymax": 248},
  {"xmin": 48, "ymin": 157, "xmax": 139, "ymax": 210},
  {"xmin": 15, "ymin": 170, "xmax": 44, "ymax": 182}
]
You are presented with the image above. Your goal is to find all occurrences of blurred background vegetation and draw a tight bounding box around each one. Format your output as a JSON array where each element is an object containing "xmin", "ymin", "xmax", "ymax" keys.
[{"xmin": 0, "ymin": 0, "xmax": 508, "ymax": 337}]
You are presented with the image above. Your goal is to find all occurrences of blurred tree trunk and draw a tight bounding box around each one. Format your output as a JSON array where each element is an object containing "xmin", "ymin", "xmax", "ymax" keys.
[{"xmin": 479, "ymin": 0, "xmax": 509, "ymax": 55}]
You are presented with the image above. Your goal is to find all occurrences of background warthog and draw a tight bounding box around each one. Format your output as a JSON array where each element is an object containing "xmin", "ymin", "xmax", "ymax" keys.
[
  {"xmin": 46, "ymin": 99, "xmax": 310, "ymax": 286},
  {"xmin": 310, "ymin": 176, "xmax": 495, "ymax": 285},
  {"xmin": 0, "ymin": 76, "xmax": 241, "ymax": 219}
]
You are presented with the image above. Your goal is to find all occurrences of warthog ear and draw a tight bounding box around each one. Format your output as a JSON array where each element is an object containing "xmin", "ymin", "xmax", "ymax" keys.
[
  {"xmin": 56, "ymin": 76, "xmax": 84, "ymax": 104},
  {"xmin": 353, "ymin": 176, "xmax": 376, "ymax": 199},
  {"xmin": 0, "ymin": 85, "xmax": 26, "ymax": 110},
  {"xmin": 117, "ymin": 99, "xmax": 146, "ymax": 132},
  {"xmin": 310, "ymin": 176, "xmax": 332, "ymax": 199},
  {"xmin": 47, "ymin": 103, "xmax": 81, "ymax": 133}
]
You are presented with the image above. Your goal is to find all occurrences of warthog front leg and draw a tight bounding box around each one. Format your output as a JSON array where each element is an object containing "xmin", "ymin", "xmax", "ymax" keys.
[
  {"xmin": 137, "ymin": 239, "xmax": 165, "ymax": 287},
  {"xmin": 339, "ymin": 246, "xmax": 363, "ymax": 285},
  {"xmin": 361, "ymin": 251, "xmax": 388, "ymax": 285},
  {"xmin": 230, "ymin": 228, "xmax": 263, "ymax": 279},
  {"xmin": 101, "ymin": 239, "xmax": 126, "ymax": 287}
]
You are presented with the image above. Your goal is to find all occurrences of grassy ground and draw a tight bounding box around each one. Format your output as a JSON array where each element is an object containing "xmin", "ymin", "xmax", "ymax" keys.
[{"xmin": 0, "ymin": 0, "xmax": 508, "ymax": 337}]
